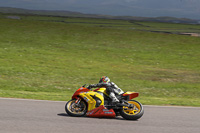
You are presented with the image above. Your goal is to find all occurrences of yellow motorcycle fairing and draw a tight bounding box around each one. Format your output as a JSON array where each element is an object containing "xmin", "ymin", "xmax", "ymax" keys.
[
  {"xmin": 95, "ymin": 87, "xmax": 109, "ymax": 96},
  {"xmin": 79, "ymin": 91, "xmax": 104, "ymax": 111}
]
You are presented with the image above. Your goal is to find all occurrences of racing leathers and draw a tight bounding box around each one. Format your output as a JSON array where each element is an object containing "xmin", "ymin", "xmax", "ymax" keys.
[{"xmin": 88, "ymin": 82, "xmax": 124, "ymax": 103}]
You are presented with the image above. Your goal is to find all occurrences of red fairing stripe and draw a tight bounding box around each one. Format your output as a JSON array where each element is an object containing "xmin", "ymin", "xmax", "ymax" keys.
[{"xmin": 86, "ymin": 105, "xmax": 116, "ymax": 118}]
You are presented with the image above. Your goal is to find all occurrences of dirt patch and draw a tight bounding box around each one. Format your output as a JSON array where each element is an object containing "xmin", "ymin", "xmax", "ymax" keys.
[{"xmin": 180, "ymin": 33, "xmax": 200, "ymax": 37}]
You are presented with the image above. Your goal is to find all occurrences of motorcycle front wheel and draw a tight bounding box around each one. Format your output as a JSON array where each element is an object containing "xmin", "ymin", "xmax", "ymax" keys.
[
  {"xmin": 65, "ymin": 99, "xmax": 87, "ymax": 117},
  {"xmin": 120, "ymin": 100, "xmax": 144, "ymax": 120}
]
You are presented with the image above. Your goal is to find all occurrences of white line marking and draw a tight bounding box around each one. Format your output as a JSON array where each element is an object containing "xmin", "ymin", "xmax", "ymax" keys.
[
  {"xmin": 0, "ymin": 97, "xmax": 66, "ymax": 103},
  {"xmin": 143, "ymin": 105, "xmax": 200, "ymax": 109}
]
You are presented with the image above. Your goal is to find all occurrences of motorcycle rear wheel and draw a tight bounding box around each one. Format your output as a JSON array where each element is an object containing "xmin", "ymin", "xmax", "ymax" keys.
[
  {"xmin": 65, "ymin": 99, "xmax": 87, "ymax": 117},
  {"xmin": 120, "ymin": 100, "xmax": 144, "ymax": 120}
]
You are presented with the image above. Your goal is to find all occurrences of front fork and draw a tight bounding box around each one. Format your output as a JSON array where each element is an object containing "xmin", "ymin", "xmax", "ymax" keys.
[
  {"xmin": 74, "ymin": 97, "xmax": 84, "ymax": 109},
  {"xmin": 75, "ymin": 97, "xmax": 81, "ymax": 104}
]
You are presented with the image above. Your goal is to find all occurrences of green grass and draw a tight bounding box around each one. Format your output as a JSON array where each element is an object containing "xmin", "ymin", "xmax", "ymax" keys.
[{"xmin": 0, "ymin": 15, "xmax": 200, "ymax": 106}]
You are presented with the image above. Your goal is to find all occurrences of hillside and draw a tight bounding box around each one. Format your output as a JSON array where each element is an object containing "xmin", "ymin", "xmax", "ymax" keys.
[{"xmin": 0, "ymin": 7, "xmax": 200, "ymax": 24}]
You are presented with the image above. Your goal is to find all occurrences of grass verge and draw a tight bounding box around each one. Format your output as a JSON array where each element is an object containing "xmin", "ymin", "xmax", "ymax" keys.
[{"xmin": 0, "ymin": 15, "xmax": 200, "ymax": 106}]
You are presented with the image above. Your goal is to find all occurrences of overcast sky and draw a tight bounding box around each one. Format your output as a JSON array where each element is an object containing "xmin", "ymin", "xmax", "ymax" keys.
[{"xmin": 0, "ymin": 0, "xmax": 200, "ymax": 19}]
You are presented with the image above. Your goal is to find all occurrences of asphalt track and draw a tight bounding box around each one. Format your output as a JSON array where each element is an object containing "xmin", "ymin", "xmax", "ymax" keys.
[{"xmin": 0, "ymin": 98, "xmax": 200, "ymax": 133}]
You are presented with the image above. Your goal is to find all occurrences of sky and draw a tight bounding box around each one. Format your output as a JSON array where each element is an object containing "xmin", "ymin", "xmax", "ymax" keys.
[{"xmin": 0, "ymin": 0, "xmax": 200, "ymax": 19}]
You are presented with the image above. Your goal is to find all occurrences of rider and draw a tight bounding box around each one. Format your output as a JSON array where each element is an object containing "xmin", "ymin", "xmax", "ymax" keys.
[{"xmin": 87, "ymin": 76, "xmax": 124, "ymax": 103}]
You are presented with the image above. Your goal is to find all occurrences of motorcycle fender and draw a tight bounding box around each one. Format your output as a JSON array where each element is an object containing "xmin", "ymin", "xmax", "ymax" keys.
[
  {"xmin": 123, "ymin": 92, "xmax": 139, "ymax": 100},
  {"xmin": 86, "ymin": 105, "xmax": 116, "ymax": 118}
]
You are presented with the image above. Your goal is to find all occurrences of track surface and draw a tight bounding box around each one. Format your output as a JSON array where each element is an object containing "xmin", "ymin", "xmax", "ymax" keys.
[{"xmin": 0, "ymin": 98, "xmax": 200, "ymax": 133}]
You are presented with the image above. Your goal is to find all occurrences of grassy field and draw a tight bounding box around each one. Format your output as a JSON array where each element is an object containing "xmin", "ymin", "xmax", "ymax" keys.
[{"xmin": 0, "ymin": 14, "xmax": 200, "ymax": 106}]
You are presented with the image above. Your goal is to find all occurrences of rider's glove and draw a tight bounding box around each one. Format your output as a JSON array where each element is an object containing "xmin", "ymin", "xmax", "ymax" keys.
[{"xmin": 87, "ymin": 84, "xmax": 95, "ymax": 89}]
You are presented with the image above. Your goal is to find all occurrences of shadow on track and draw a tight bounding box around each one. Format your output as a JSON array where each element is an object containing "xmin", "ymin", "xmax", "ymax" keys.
[
  {"xmin": 57, "ymin": 113, "xmax": 138, "ymax": 121},
  {"xmin": 57, "ymin": 113, "xmax": 70, "ymax": 117}
]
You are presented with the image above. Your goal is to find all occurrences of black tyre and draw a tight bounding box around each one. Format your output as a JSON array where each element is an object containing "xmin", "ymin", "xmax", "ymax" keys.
[
  {"xmin": 120, "ymin": 100, "xmax": 144, "ymax": 120},
  {"xmin": 65, "ymin": 99, "xmax": 87, "ymax": 117}
]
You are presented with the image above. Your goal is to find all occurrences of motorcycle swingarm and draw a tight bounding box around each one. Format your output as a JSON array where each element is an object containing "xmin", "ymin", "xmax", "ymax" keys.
[{"xmin": 105, "ymin": 102, "xmax": 133, "ymax": 109}]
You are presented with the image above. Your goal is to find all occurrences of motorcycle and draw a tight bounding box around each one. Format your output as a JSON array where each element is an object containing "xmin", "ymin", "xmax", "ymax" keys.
[{"xmin": 65, "ymin": 84, "xmax": 144, "ymax": 120}]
